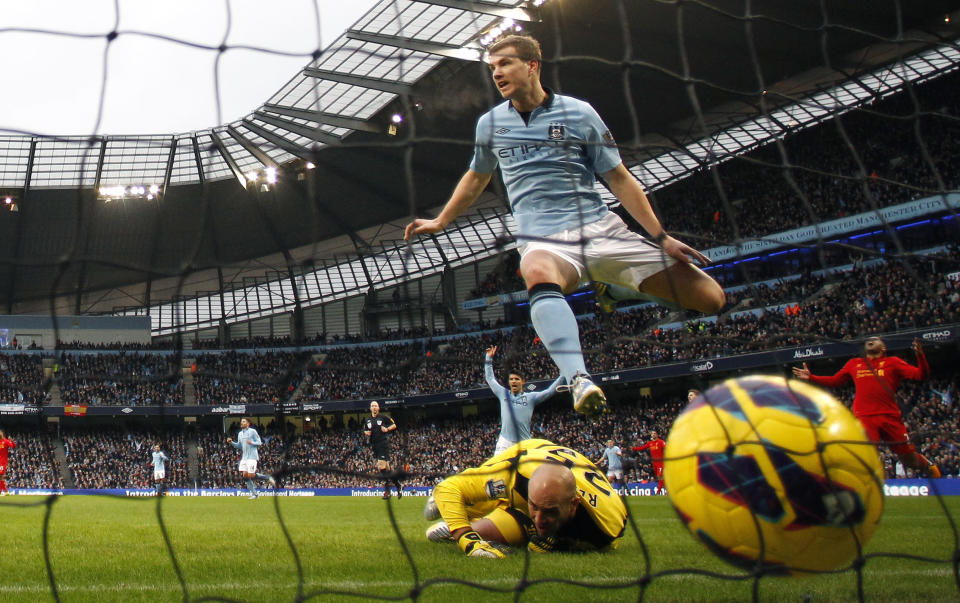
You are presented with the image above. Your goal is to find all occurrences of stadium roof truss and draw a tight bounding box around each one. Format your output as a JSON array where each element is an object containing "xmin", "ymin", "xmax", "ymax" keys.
[
  {"xmin": 0, "ymin": 0, "xmax": 528, "ymax": 191},
  {"xmin": 121, "ymin": 207, "xmax": 515, "ymax": 336},
  {"xmin": 615, "ymin": 42, "xmax": 960, "ymax": 198},
  {"xmin": 0, "ymin": 0, "xmax": 957, "ymax": 335}
]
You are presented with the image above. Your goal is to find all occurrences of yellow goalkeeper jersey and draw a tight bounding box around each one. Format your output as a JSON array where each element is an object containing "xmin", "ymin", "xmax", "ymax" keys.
[{"xmin": 435, "ymin": 439, "xmax": 628, "ymax": 550}]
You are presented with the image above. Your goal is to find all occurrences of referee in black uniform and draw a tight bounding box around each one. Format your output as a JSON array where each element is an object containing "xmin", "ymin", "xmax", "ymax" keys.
[{"xmin": 363, "ymin": 401, "xmax": 398, "ymax": 499}]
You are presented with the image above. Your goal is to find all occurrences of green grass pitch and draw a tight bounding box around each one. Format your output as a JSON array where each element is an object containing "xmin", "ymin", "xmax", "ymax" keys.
[{"xmin": 0, "ymin": 495, "xmax": 957, "ymax": 602}]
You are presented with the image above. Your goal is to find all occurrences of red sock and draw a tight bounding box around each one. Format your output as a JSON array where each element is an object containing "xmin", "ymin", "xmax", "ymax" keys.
[
  {"xmin": 0, "ymin": 479, "xmax": 7, "ymax": 493},
  {"xmin": 657, "ymin": 479, "xmax": 664, "ymax": 494}
]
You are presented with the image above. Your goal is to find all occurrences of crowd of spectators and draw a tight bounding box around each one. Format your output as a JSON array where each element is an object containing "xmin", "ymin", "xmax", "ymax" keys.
[
  {"xmin": 56, "ymin": 340, "xmax": 169, "ymax": 351},
  {"xmin": 13, "ymin": 369, "xmax": 957, "ymax": 491},
  {"xmin": 192, "ymin": 334, "xmax": 325, "ymax": 350},
  {"xmin": 57, "ymin": 352, "xmax": 183, "ymax": 407},
  {"xmin": 2, "ymin": 429, "xmax": 63, "ymax": 489},
  {"xmin": 901, "ymin": 377, "xmax": 960, "ymax": 479},
  {"xmin": 0, "ymin": 247, "xmax": 955, "ymax": 410},
  {"xmin": 0, "ymin": 353, "xmax": 48, "ymax": 406},
  {"xmin": 62, "ymin": 428, "xmax": 188, "ymax": 489},
  {"xmin": 287, "ymin": 250, "xmax": 959, "ymax": 399},
  {"xmin": 200, "ymin": 373, "xmax": 960, "ymax": 489},
  {"xmin": 192, "ymin": 350, "xmax": 310, "ymax": 406},
  {"xmin": 49, "ymin": 249, "xmax": 945, "ymax": 408}
]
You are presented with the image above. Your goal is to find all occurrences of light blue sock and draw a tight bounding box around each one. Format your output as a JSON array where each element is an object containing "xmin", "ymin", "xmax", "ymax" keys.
[
  {"xmin": 529, "ymin": 284, "xmax": 587, "ymax": 383},
  {"xmin": 256, "ymin": 473, "xmax": 271, "ymax": 481},
  {"xmin": 246, "ymin": 479, "xmax": 257, "ymax": 496}
]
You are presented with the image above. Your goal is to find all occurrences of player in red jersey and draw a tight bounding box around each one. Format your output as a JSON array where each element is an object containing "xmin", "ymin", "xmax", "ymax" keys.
[
  {"xmin": 793, "ymin": 336, "xmax": 940, "ymax": 478},
  {"xmin": 0, "ymin": 429, "xmax": 17, "ymax": 495},
  {"xmin": 633, "ymin": 430, "xmax": 666, "ymax": 495}
]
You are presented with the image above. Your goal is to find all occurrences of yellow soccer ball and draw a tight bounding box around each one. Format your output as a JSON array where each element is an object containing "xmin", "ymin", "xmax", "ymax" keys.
[{"xmin": 664, "ymin": 375, "xmax": 884, "ymax": 575}]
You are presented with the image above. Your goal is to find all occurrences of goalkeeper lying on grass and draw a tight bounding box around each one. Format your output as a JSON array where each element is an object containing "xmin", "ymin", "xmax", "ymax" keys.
[{"xmin": 424, "ymin": 439, "xmax": 627, "ymax": 557}]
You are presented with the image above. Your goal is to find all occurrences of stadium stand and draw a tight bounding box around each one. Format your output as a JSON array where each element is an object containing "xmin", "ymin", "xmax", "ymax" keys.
[
  {"xmin": 3, "ymin": 429, "xmax": 63, "ymax": 489},
  {"xmin": 5, "ymin": 376, "xmax": 957, "ymax": 492},
  {"xmin": 62, "ymin": 428, "xmax": 188, "ymax": 489},
  {"xmin": 57, "ymin": 352, "xmax": 183, "ymax": 407}
]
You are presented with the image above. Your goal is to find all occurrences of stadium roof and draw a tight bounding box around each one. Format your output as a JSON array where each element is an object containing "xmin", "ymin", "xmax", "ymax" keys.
[{"xmin": 0, "ymin": 0, "xmax": 958, "ymax": 332}]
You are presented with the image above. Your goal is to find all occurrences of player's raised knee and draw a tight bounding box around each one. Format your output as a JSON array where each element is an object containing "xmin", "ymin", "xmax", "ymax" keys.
[
  {"xmin": 683, "ymin": 280, "xmax": 725, "ymax": 315},
  {"xmin": 699, "ymin": 283, "xmax": 726, "ymax": 315}
]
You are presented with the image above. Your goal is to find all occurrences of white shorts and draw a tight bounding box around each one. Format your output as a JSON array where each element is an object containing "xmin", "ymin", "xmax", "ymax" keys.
[
  {"xmin": 519, "ymin": 212, "xmax": 676, "ymax": 290},
  {"xmin": 153, "ymin": 469, "xmax": 166, "ymax": 480},
  {"xmin": 607, "ymin": 469, "xmax": 624, "ymax": 481},
  {"xmin": 238, "ymin": 459, "xmax": 258, "ymax": 474},
  {"xmin": 495, "ymin": 435, "xmax": 516, "ymax": 456}
]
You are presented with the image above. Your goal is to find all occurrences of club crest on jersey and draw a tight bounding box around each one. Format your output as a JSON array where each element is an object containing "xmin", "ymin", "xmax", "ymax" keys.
[
  {"xmin": 548, "ymin": 123, "xmax": 565, "ymax": 140},
  {"xmin": 602, "ymin": 129, "xmax": 616, "ymax": 146},
  {"xmin": 485, "ymin": 479, "xmax": 506, "ymax": 498}
]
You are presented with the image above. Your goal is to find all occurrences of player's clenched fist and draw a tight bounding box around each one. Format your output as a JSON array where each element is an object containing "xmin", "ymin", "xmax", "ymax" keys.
[{"xmin": 457, "ymin": 531, "xmax": 510, "ymax": 558}]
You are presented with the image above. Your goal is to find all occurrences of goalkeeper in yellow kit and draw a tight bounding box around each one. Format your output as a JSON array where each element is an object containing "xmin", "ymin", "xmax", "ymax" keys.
[{"xmin": 425, "ymin": 439, "xmax": 628, "ymax": 557}]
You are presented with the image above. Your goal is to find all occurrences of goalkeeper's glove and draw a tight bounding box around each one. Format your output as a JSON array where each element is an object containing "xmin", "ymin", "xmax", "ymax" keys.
[
  {"xmin": 527, "ymin": 534, "xmax": 558, "ymax": 554},
  {"xmin": 457, "ymin": 531, "xmax": 511, "ymax": 558}
]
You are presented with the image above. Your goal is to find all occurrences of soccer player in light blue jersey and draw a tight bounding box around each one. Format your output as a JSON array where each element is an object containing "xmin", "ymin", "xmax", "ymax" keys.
[
  {"xmin": 227, "ymin": 418, "xmax": 275, "ymax": 499},
  {"xmin": 485, "ymin": 345, "xmax": 562, "ymax": 454},
  {"xmin": 151, "ymin": 445, "xmax": 169, "ymax": 496},
  {"xmin": 597, "ymin": 439, "xmax": 624, "ymax": 490},
  {"xmin": 405, "ymin": 34, "xmax": 724, "ymax": 418}
]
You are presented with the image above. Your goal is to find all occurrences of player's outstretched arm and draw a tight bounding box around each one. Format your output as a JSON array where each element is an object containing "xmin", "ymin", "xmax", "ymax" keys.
[
  {"xmin": 796, "ymin": 360, "xmax": 854, "ymax": 388},
  {"xmin": 792, "ymin": 362, "xmax": 811, "ymax": 380},
  {"xmin": 908, "ymin": 337, "xmax": 931, "ymax": 380},
  {"xmin": 404, "ymin": 170, "xmax": 492, "ymax": 240},
  {"xmin": 602, "ymin": 164, "xmax": 710, "ymax": 266},
  {"xmin": 483, "ymin": 347, "xmax": 505, "ymax": 393}
]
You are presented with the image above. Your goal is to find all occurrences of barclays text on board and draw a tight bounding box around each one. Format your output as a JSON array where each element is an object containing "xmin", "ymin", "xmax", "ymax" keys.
[{"xmin": 8, "ymin": 479, "xmax": 958, "ymax": 497}]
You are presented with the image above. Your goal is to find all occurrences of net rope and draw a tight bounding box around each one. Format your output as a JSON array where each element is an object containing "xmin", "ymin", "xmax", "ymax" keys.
[{"xmin": 0, "ymin": 0, "xmax": 958, "ymax": 600}]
